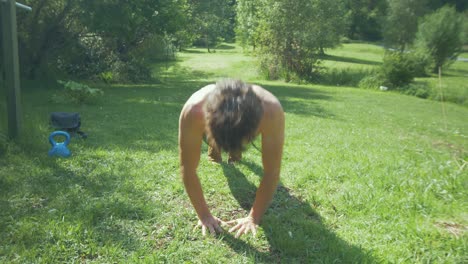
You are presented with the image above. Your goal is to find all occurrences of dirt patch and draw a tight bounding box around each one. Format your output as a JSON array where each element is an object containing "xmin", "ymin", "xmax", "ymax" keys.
[{"xmin": 435, "ymin": 221, "xmax": 467, "ymax": 238}]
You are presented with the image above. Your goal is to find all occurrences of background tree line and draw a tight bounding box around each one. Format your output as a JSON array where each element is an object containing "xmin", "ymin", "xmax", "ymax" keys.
[
  {"xmin": 237, "ymin": 0, "xmax": 466, "ymax": 83},
  {"xmin": 1, "ymin": 0, "xmax": 466, "ymax": 84}
]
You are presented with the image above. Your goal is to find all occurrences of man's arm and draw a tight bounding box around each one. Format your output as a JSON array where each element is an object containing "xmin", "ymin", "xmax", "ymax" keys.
[
  {"xmin": 228, "ymin": 104, "xmax": 285, "ymax": 237},
  {"xmin": 179, "ymin": 106, "xmax": 223, "ymax": 235},
  {"xmin": 250, "ymin": 106, "xmax": 285, "ymax": 223}
]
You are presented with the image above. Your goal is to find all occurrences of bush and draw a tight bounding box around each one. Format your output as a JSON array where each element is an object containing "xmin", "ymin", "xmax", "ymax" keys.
[
  {"xmin": 358, "ymin": 51, "xmax": 427, "ymax": 90},
  {"xmin": 258, "ymin": 54, "xmax": 282, "ymax": 80},
  {"xmin": 358, "ymin": 75, "xmax": 384, "ymax": 89},
  {"xmin": 380, "ymin": 51, "xmax": 416, "ymax": 88},
  {"xmin": 408, "ymin": 51, "xmax": 433, "ymax": 77},
  {"xmin": 319, "ymin": 68, "xmax": 375, "ymax": 87},
  {"xmin": 399, "ymin": 82, "xmax": 431, "ymax": 99},
  {"xmin": 57, "ymin": 35, "xmax": 118, "ymax": 80},
  {"xmin": 110, "ymin": 57, "xmax": 153, "ymax": 83},
  {"xmin": 56, "ymin": 80, "xmax": 104, "ymax": 104}
]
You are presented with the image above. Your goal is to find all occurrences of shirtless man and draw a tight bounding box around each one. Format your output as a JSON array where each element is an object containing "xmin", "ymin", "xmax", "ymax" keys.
[{"xmin": 178, "ymin": 79, "xmax": 284, "ymax": 238}]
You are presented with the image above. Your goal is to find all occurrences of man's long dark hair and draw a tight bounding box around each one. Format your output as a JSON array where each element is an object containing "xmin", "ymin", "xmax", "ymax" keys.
[{"xmin": 204, "ymin": 79, "xmax": 263, "ymax": 153}]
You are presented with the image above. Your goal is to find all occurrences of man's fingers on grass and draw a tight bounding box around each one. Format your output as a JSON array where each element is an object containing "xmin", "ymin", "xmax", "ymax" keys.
[
  {"xmin": 209, "ymin": 225, "xmax": 217, "ymax": 235},
  {"xmin": 225, "ymin": 220, "xmax": 237, "ymax": 225},
  {"xmin": 235, "ymin": 226, "xmax": 246, "ymax": 238},
  {"xmin": 228, "ymin": 223, "xmax": 241, "ymax": 233},
  {"xmin": 215, "ymin": 224, "xmax": 223, "ymax": 233},
  {"xmin": 252, "ymin": 226, "xmax": 257, "ymax": 236},
  {"xmin": 217, "ymin": 219, "xmax": 227, "ymax": 226}
]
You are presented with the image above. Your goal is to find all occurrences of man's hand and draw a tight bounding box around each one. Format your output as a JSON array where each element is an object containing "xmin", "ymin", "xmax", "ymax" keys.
[
  {"xmin": 196, "ymin": 215, "xmax": 225, "ymax": 236},
  {"xmin": 227, "ymin": 216, "xmax": 258, "ymax": 238}
]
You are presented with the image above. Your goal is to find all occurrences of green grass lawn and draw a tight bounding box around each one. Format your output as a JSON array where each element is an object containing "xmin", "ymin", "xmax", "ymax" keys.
[{"xmin": 0, "ymin": 43, "xmax": 467, "ymax": 263}]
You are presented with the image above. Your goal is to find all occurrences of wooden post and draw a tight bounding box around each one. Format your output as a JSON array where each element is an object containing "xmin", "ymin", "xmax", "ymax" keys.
[{"xmin": 1, "ymin": 0, "xmax": 22, "ymax": 139}]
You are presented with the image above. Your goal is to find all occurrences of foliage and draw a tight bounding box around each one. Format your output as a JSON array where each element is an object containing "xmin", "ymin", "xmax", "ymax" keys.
[
  {"xmin": 358, "ymin": 74, "xmax": 384, "ymax": 89},
  {"xmin": 190, "ymin": 0, "xmax": 236, "ymax": 52},
  {"xmin": 56, "ymin": 34, "xmax": 118, "ymax": 80},
  {"xmin": 13, "ymin": 0, "xmax": 188, "ymax": 81},
  {"xmin": 379, "ymin": 51, "xmax": 416, "ymax": 88},
  {"xmin": 7, "ymin": 0, "xmax": 466, "ymax": 83},
  {"xmin": 408, "ymin": 50, "xmax": 434, "ymax": 77},
  {"xmin": 414, "ymin": 6, "xmax": 465, "ymax": 72},
  {"xmin": 0, "ymin": 133, "xmax": 6, "ymax": 157},
  {"xmin": 357, "ymin": 50, "xmax": 424, "ymax": 90},
  {"xmin": 248, "ymin": 0, "xmax": 348, "ymax": 81},
  {"xmin": 56, "ymin": 80, "xmax": 104, "ymax": 104},
  {"xmin": 399, "ymin": 82, "xmax": 431, "ymax": 98},
  {"xmin": 317, "ymin": 67, "xmax": 376, "ymax": 87},
  {"xmin": 426, "ymin": 0, "xmax": 468, "ymax": 12},
  {"xmin": 344, "ymin": 0, "xmax": 388, "ymax": 41},
  {"xmin": 236, "ymin": 0, "xmax": 261, "ymax": 49},
  {"xmin": 383, "ymin": 0, "xmax": 428, "ymax": 51}
]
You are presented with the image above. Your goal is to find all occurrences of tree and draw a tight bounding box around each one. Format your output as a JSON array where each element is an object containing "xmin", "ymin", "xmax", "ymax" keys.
[
  {"xmin": 414, "ymin": 5, "xmax": 464, "ymax": 72},
  {"xmin": 344, "ymin": 0, "xmax": 388, "ymax": 41},
  {"xmin": 236, "ymin": 0, "xmax": 261, "ymax": 49},
  {"xmin": 427, "ymin": 0, "xmax": 468, "ymax": 12},
  {"xmin": 383, "ymin": 0, "xmax": 428, "ymax": 51},
  {"xmin": 314, "ymin": 0, "xmax": 349, "ymax": 55},
  {"xmin": 189, "ymin": 0, "xmax": 235, "ymax": 52},
  {"xmin": 247, "ymin": 0, "xmax": 348, "ymax": 81},
  {"xmin": 13, "ymin": 0, "xmax": 190, "ymax": 80}
]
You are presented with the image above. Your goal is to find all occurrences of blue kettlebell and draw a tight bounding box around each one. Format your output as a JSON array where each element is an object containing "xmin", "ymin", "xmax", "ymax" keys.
[{"xmin": 48, "ymin": 131, "xmax": 71, "ymax": 158}]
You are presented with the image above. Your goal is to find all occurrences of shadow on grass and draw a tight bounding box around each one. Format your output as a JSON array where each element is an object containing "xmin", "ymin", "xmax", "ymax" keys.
[
  {"xmin": 0, "ymin": 157, "xmax": 152, "ymax": 261},
  {"xmin": 321, "ymin": 54, "xmax": 381, "ymax": 66},
  {"xmin": 262, "ymin": 83, "xmax": 335, "ymax": 118},
  {"xmin": 318, "ymin": 68, "xmax": 376, "ymax": 87},
  {"xmin": 220, "ymin": 160, "xmax": 375, "ymax": 262},
  {"xmin": 182, "ymin": 49, "xmax": 208, "ymax": 54},
  {"xmin": 441, "ymin": 68, "xmax": 468, "ymax": 77},
  {"xmin": 215, "ymin": 44, "xmax": 236, "ymax": 50},
  {"xmin": 153, "ymin": 60, "xmax": 215, "ymax": 82}
]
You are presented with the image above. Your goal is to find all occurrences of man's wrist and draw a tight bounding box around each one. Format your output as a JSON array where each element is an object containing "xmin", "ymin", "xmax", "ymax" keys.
[{"xmin": 248, "ymin": 212, "xmax": 261, "ymax": 224}]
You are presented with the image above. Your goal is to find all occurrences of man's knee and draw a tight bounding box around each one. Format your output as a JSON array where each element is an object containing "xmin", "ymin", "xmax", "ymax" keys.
[
  {"xmin": 228, "ymin": 150, "xmax": 242, "ymax": 163},
  {"xmin": 208, "ymin": 145, "xmax": 222, "ymax": 163}
]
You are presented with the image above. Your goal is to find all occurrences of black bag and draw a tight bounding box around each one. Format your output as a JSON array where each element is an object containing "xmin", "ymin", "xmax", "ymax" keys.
[{"xmin": 50, "ymin": 112, "xmax": 87, "ymax": 139}]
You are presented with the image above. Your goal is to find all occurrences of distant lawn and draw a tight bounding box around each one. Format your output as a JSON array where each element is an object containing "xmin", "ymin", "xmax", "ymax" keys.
[
  {"xmin": 323, "ymin": 43, "xmax": 384, "ymax": 69},
  {"xmin": 325, "ymin": 43, "xmax": 468, "ymax": 106},
  {"xmin": 175, "ymin": 42, "xmax": 468, "ymax": 106},
  {"xmin": 0, "ymin": 44, "xmax": 467, "ymax": 263}
]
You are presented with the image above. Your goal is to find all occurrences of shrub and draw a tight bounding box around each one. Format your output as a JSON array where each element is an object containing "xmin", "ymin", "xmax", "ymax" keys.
[
  {"xmin": 258, "ymin": 54, "xmax": 282, "ymax": 80},
  {"xmin": 57, "ymin": 35, "xmax": 117, "ymax": 80},
  {"xmin": 57, "ymin": 80, "xmax": 104, "ymax": 104},
  {"xmin": 110, "ymin": 58, "xmax": 153, "ymax": 83},
  {"xmin": 407, "ymin": 51, "xmax": 433, "ymax": 77},
  {"xmin": 319, "ymin": 68, "xmax": 375, "ymax": 87},
  {"xmin": 99, "ymin": 71, "xmax": 114, "ymax": 83},
  {"xmin": 399, "ymin": 82, "xmax": 431, "ymax": 99},
  {"xmin": 358, "ymin": 75, "xmax": 384, "ymax": 89},
  {"xmin": 380, "ymin": 51, "xmax": 416, "ymax": 88}
]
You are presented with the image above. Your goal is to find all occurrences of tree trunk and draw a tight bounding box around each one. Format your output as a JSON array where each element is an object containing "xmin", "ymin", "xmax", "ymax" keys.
[
  {"xmin": 319, "ymin": 45, "xmax": 325, "ymax": 55},
  {"xmin": 205, "ymin": 34, "xmax": 211, "ymax": 53}
]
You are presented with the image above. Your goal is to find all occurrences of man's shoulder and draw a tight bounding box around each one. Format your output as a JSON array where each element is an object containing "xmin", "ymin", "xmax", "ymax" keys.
[
  {"xmin": 252, "ymin": 85, "xmax": 283, "ymax": 110},
  {"xmin": 187, "ymin": 84, "xmax": 216, "ymax": 104},
  {"xmin": 181, "ymin": 84, "xmax": 216, "ymax": 117}
]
